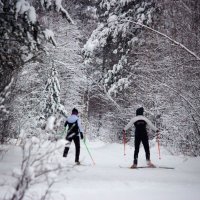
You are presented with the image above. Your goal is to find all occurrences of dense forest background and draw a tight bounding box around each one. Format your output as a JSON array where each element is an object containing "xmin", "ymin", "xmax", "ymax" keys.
[{"xmin": 0, "ymin": 0, "xmax": 200, "ymax": 156}]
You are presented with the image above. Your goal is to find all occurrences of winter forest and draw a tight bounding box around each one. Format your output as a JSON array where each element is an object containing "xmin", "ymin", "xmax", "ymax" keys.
[{"xmin": 0, "ymin": 0, "xmax": 200, "ymax": 200}]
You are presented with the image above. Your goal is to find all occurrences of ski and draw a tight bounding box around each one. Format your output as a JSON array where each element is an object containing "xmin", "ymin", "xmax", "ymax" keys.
[
  {"xmin": 137, "ymin": 166, "xmax": 174, "ymax": 169},
  {"xmin": 119, "ymin": 165, "xmax": 174, "ymax": 169},
  {"xmin": 73, "ymin": 163, "xmax": 92, "ymax": 167},
  {"xmin": 119, "ymin": 165, "xmax": 138, "ymax": 169}
]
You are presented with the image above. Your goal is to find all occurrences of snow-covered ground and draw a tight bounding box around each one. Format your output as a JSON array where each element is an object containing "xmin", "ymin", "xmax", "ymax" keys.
[{"xmin": 1, "ymin": 140, "xmax": 200, "ymax": 200}]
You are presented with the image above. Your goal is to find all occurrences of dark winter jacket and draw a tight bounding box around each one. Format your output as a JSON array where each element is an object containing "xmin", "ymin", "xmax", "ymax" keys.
[
  {"xmin": 64, "ymin": 114, "xmax": 83, "ymax": 138},
  {"xmin": 124, "ymin": 115, "xmax": 158, "ymax": 134}
]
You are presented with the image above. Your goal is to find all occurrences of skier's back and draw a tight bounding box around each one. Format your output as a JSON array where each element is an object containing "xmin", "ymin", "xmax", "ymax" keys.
[
  {"xmin": 63, "ymin": 108, "xmax": 84, "ymax": 165},
  {"xmin": 124, "ymin": 107, "xmax": 159, "ymax": 168}
]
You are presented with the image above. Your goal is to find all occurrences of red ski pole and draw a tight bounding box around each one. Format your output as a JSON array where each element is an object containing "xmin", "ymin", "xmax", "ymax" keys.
[
  {"xmin": 123, "ymin": 130, "xmax": 126, "ymax": 156},
  {"xmin": 156, "ymin": 131, "xmax": 161, "ymax": 160}
]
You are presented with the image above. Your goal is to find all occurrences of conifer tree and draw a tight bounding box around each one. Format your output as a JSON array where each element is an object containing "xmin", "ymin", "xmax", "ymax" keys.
[{"xmin": 43, "ymin": 60, "xmax": 67, "ymax": 131}]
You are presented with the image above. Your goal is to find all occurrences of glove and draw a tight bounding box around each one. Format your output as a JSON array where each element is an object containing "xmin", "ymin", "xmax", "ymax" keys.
[{"xmin": 80, "ymin": 132, "xmax": 84, "ymax": 140}]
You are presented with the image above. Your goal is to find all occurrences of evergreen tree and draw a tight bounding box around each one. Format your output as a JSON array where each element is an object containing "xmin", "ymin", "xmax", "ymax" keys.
[
  {"xmin": 0, "ymin": 0, "xmax": 73, "ymax": 142},
  {"xmin": 43, "ymin": 60, "xmax": 67, "ymax": 132}
]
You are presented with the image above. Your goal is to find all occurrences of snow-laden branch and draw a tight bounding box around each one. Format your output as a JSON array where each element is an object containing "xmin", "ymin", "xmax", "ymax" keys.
[
  {"xmin": 135, "ymin": 73, "xmax": 200, "ymax": 119},
  {"xmin": 54, "ymin": 0, "xmax": 74, "ymax": 24},
  {"xmin": 41, "ymin": 0, "xmax": 74, "ymax": 24},
  {"xmin": 90, "ymin": 79, "xmax": 122, "ymax": 111},
  {"xmin": 159, "ymin": 82, "xmax": 200, "ymax": 118},
  {"xmin": 9, "ymin": 138, "xmax": 69, "ymax": 200},
  {"xmin": 122, "ymin": 19, "xmax": 200, "ymax": 61},
  {"xmin": 43, "ymin": 29, "xmax": 57, "ymax": 46},
  {"xmin": 0, "ymin": 77, "xmax": 14, "ymax": 114}
]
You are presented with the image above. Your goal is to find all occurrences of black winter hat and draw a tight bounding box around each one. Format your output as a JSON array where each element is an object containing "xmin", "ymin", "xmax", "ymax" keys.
[
  {"xmin": 136, "ymin": 107, "xmax": 144, "ymax": 116},
  {"xmin": 72, "ymin": 108, "xmax": 78, "ymax": 115}
]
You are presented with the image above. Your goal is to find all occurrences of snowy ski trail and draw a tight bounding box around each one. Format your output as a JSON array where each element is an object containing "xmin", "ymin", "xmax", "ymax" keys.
[
  {"xmin": 1, "ymin": 141, "xmax": 200, "ymax": 200},
  {"xmin": 54, "ymin": 141, "xmax": 200, "ymax": 200}
]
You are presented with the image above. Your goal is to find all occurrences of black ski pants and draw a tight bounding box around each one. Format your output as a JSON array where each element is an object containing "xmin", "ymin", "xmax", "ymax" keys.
[
  {"xmin": 63, "ymin": 135, "xmax": 80, "ymax": 162},
  {"xmin": 134, "ymin": 133, "xmax": 150, "ymax": 165}
]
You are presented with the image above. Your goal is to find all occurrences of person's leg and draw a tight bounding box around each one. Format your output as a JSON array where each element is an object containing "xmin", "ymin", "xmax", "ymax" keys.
[
  {"xmin": 63, "ymin": 138, "xmax": 72, "ymax": 157},
  {"xmin": 133, "ymin": 135, "xmax": 141, "ymax": 165},
  {"xmin": 73, "ymin": 136, "xmax": 80, "ymax": 163},
  {"xmin": 141, "ymin": 134, "xmax": 150, "ymax": 161},
  {"xmin": 141, "ymin": 135, "xmax": 155, "ymax": 167}
]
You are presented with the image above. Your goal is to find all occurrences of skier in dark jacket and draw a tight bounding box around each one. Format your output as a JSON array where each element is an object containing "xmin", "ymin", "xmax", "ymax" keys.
[
  {"xmin": 123, "ymin": 107, "xmax": 159, "ymax": 168},
  {"xmin": 63, "ymin": 108, "xmax": 84, "ymax": 165}
]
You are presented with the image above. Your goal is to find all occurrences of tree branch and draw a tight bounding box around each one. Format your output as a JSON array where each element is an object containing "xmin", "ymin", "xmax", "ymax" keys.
[
  {"xmin": 122, "ymin": 19, "xmax": 200, "ymax": 61},
  {"xmin": 135, "ymin": 73, "xmax": 200, "ymax": 118}
]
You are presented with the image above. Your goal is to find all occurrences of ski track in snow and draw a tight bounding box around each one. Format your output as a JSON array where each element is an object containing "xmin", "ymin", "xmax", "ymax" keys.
[{"xmin": 1, "ymin": 141, "xmax": 200, "ymax": 200}]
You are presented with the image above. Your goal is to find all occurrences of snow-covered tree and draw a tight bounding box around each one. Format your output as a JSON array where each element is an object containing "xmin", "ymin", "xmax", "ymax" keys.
[
  {"xmin": 43, "ymin": 61, "xmax": 68, "ymax": 134},
  {"xmin": 3, "ymin": 0, "xmax": 95, "ymax": 140},
  {"xmin": 83, "ymin": 0, "xmax": 200, "ymax": 154},
  {"xmin": 0, "ymin": 0, "xmax": 73, "ymax": 142},
  {"xmin": 44, "ymin": 63, "xmax": 61, "ymax": 118}
]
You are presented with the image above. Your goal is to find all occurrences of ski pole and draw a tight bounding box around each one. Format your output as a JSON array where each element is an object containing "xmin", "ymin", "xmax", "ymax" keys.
[
  {"xmin": 83, "ymin": 139, "xmax": 95, "ymax": 165},
  {"xmin": 61, "ymin": 124, "xmax": 76, "ymax": 138},
  {"xmin": 59, "ymin": 127, "xmax": 66, "ymax": 137},
  {"xmin": 156, "ymin": 132, "xmax": 161, "ymax": 159},
  {"xmin": 123, "ymin": 130, "xmax": 126, "ymax": 156}
]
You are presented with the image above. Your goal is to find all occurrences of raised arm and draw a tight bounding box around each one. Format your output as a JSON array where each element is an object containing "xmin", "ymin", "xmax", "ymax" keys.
[
  {"xmin": 124, "ymin": 116, "xmax": 158, "ymax": 132},
  {"xmin": 124, "ymin": 117, "xmax": 138, "ymax": 131},
  {"xmin": 143, "ymin": 116, "xmax": 158, "ymax": 132}
]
